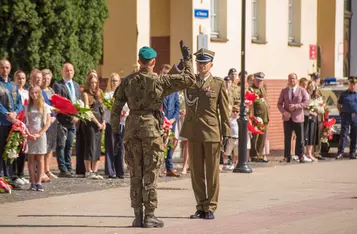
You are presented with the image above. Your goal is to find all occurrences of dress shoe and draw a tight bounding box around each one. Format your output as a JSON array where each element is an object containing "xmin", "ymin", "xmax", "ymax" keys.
[
  {"xmin": 299, "ymin": 156, "xmax": 305, "ymax": 163},
  {"xmin": 349, "ymin": 154, "xmax": 356, "ymax": 159},
  {"xmin": 143, "ymin": 215, "xmax": 164, "ymax": 228},
  {"xmin": 336, "ymin": 153, "xmax": 344, "ymax": 160},
  {"xmin": 204, "ymin": 211, "xmax": 215, "ymax": 220},
  {"xmin": 190, "ymin": 210, "xmax": 205, "ymax": 219},
  {"xmin": 166, "ymin": 170, "xmax": 180, "ymax": 177},
  {"xmin": 58, "ymin": 171, "xmax": 74, "ymax": 178}
]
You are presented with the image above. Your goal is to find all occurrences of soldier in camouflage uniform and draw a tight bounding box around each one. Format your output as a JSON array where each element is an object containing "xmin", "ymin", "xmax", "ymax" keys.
[
  {"xmin": 249, "ymin": 72, "xmax": 270, "ymax": 162},
  {"xmin": 111, "ymin": 42, "xmax": 195, "ymax": 228}
]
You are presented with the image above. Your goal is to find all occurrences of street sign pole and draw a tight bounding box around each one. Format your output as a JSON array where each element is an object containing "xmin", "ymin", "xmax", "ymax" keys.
[{"xmin": 233, "ymin": 0, "xmax": 253, "ymax": 174}]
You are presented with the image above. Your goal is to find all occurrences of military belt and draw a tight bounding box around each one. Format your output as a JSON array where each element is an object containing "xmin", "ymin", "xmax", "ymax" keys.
[{"xmin": 129, "ymin": 110, "xmax": 155, "ymax": 115}]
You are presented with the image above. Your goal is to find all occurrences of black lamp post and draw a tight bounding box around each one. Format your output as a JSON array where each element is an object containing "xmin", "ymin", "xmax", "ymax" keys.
[{"xmin": 233, "ymin": 0, "xmax": 252, "ymax": 174}]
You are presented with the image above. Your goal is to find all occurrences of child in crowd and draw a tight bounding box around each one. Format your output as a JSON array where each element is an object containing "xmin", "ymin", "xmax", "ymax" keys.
[
  {"xmin": 26, "ymin": 86, "xmax": 51, "ymax": 191},
  {"xmin": 223, "ymin": 105, "xmax": 239, "ymax": 170}
]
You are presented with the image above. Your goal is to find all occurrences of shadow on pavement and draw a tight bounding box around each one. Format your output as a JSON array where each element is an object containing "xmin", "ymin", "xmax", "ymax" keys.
[
  {"xmin": 0, "ymin": 224, "xmax": 131, "ymax": 228},
  {"xmin": 17, "ymin": 214, "xmax": 190, "ymax": 219}
]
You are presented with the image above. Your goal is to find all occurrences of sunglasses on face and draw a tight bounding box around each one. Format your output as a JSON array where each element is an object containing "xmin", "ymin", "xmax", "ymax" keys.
[{"xmin": 232, "ymin": 111, "xmax": 239, "ymax": 113}]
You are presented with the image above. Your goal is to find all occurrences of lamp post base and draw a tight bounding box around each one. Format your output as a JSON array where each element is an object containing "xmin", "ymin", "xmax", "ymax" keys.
[{"xmin": 233, "ymin": 164, "xmax": 253, "ymax": 173}]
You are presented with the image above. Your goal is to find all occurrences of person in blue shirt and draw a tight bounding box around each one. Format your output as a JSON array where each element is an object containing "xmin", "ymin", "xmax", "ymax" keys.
[
  {"xmin": 160, "ymin": 64, "xmax": 181, "ymax": 177},
  {"xmin": 336, "ymin": 76, "xmax": 357, "ymax": 159},
  {"xmin": 0, "ymin": 59, "xmax": 23, "ymax": 186}
]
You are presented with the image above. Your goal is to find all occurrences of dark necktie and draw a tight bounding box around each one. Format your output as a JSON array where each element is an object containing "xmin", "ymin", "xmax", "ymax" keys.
[{"xmin": 291, "ymin": 88, "xmax": 295, "ymax": 102}]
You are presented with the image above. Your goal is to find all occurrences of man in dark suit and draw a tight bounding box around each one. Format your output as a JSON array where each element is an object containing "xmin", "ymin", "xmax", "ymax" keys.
[
  {"xmin": 277, "ymin": 73, "xmax": 309, "ymax": 163},
  {"xmin": 53, "ymin": 62, "xmax": 81, "ymax": 177}
]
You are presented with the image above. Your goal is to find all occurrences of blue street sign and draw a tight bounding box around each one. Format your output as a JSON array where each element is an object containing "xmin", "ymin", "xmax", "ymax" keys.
[{"xmin": 194, "ymin": 9, "xmax": 209, "ymax": 19}]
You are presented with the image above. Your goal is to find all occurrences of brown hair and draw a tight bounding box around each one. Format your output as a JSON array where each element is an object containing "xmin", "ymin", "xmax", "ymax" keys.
[
  {"xmin": 83, "ymin": 71, "xmax": 102, "ymax": 105},
  {"xmin": 299, "ymin": 77, "xmax": 308, "ymax": 85},
  {"xmin": 307, "ymin": 81, "xmax": 320, "ymax": 99}
]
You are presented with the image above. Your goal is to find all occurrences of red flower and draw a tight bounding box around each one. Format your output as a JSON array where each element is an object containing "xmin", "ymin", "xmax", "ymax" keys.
[
  {"xmin": 259, "ymin": 94, "xmax": 263, "ymax": 98},
  {"xmin": 51, "ymin": 94, "xmax": 78, "ymax": 115},
  {"xmin": 248, "ymin": 121, "xmax": 264, "ymax": 134}
]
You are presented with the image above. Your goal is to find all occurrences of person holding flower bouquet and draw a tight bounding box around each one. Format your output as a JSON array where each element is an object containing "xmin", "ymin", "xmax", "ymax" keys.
[
  {"xmin": 249, "ymin": 72, "xmax": 269, "ymax": 163},
  {"xmin": 0, "ymin": 59, "xmax": 23, "ymax": 188},
  {"xmin": 81, "ymin": 71, "xmax": 105, "ymax": 179},
  {"xmin": 53, "ymin": 63, "xmax": 81, "ymax": 178},
  {"xmin": 26, "ymin": 86, "xmax": 51, "ymax": 191},
  {"xmin": 302, "ymin": 81, "xmax": 321, "ymax": 162},
  {"xmin": 11, "ymin": 70, "xmax": 30, "ymax": 186}
]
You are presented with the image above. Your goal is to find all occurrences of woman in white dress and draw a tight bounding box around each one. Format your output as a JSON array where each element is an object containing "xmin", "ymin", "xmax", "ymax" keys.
[{"xmin": 26, "ymin": 85, "xmax": 51, "ymax": 192}]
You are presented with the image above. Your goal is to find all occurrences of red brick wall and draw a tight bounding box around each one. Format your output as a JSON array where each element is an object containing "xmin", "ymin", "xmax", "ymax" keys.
[{"xmin": 265, "ymin": 79, "xmax": 288, "ymax": 150}]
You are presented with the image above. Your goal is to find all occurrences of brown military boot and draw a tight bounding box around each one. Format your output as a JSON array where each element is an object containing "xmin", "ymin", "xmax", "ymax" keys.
[
  {"xmin": 143, "ymin": 215, "xmax": 164, "ymax": 228},
  {"xmin": 132, "ymin": 208, "xmax": 143, "ymax": 227}
]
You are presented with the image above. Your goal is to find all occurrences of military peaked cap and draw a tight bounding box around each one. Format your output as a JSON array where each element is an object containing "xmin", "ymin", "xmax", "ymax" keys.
[
  {"xmin": 194, "ymin": 48, "xmax": 215, "ymax": 63},
  {"xmin": 254, "ymin": 72, "xmax": 265, "ymax": 80}
]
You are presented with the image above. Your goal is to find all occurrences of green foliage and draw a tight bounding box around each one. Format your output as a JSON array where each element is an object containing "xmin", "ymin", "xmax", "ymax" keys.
[{"xmin": 0, "ymin": 0, "xmax": 108, "ymax": 85}]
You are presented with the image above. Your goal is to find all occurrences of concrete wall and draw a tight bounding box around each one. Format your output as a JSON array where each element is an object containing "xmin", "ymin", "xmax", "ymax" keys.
[
  {"xmin": 150, "ymin": 0, "xmax": 170, "ymax": 37},
  {"xmin": 350, "ymin": 0, "xmax": 357, "ymax": 76}
]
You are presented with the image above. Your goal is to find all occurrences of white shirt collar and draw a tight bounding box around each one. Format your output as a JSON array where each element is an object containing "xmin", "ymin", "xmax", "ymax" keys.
[{"xmin": 199, "ymin": 73, "xmax": 211, "ymax": 82}]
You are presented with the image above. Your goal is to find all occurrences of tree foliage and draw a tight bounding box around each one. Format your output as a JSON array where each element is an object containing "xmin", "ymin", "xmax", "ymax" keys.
[{"xmin": 0, "ymin": 0, "xmax": 108, "ymax": 84}]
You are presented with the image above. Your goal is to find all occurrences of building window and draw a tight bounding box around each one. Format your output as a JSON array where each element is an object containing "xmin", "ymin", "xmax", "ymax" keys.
[
  {"xmin": 288, "ymin": 0, "xmax": 302, "ymax": 45},
  {"xmin": 251, "ymin": 0, "xmax": 266, "ymax": 43},
  {"xmin": 252, "ymin": 0, "xmax": 258, "ymax": 39},
  {"xmin": 210, "ymin": 0, "xmax": 228, "ymax": 41},
  {"xmin": 211, "ymin": 0, "xmax": 219, "ymax": 37},
  {"xmin": 288, "ymin": 0, "xmax": 294, "ymax": 42}
]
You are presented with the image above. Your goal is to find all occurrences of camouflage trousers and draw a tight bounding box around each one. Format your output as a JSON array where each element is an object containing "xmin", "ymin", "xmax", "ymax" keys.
[{"xmin": 124, "ymin": 136, "xmax": 164, "ymax": 215}]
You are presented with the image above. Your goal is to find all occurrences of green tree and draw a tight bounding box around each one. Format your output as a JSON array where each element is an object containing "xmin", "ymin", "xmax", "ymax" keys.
[{"xmin": 0, "ymin": 0, "xmax": 108, "ymax": 84}]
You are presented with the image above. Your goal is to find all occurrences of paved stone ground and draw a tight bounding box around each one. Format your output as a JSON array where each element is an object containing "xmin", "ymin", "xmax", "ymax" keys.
[
  {"xmin": 1, "ymin": 156, "xmax": 357, "ymax": 234},
  {"xmin": 0, "ymin": 148, "xmax": 339, "ymax": 204}
]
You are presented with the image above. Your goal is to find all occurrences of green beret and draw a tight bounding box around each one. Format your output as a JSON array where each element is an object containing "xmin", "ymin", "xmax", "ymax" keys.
[
  {"xmin": 138, "ymin": 46, "xmax": 157, "ymax": 60},
  {"xmin": 348, "ymin": 76, "xmax": 357, "ymax": 83}
]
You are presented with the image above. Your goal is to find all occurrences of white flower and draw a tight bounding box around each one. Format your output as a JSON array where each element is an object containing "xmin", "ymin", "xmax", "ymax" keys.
[
  {"xmin": 255, "ymin": 116, "xmax": 263, "ymax": 123},
  {"xmin": 75, "ymin": 100, "xmax": 85, "ymax": 108},
  {"xmin": 8, "ymin": 149, "xmax": 19, "ymax": 159},
  {"xmin": 104, "ymin": 92, "xmax": 113, "ymax": 100}
]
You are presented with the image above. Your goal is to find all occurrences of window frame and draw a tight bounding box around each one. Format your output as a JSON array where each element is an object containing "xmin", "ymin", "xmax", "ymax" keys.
[{"xmin": 210, "ymin": 0, "xmax": 219, "ymax": 37}]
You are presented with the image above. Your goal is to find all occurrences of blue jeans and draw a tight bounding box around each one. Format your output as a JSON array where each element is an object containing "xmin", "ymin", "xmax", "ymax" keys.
[{"xmin": 56, "ymin": 125, "xmax": 76, "ymax": 173}]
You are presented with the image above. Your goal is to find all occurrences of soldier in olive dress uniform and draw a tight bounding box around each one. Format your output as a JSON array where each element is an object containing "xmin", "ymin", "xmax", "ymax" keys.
[
  {"xmin": 180, "ymin": 48, "xmax": 231, "ymax": 220},
  {"xmin": 111, "ymin": 42, "xmax": 195, "ymax": 228},
  {"xmin": 336, "ymin": 76, "xmax": 357, "ymax": 159},
  {"xmin": 249, "ymin": 72, "xmax": 270, "ymax": 162}
]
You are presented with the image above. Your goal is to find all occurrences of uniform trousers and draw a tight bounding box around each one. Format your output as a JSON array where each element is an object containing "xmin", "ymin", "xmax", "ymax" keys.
[
  {"xmin": 250, "ymin": 124, "xmax": 268, "ymax": 157},
  {"xmin": 188, "ymin": 141, "xmax": 220, "ymax": 212},
  {"xmin": 338, "ymin": 113, "xmax": 357, "ymax": 154},
  {"xmin": 124, "ymin": 136, "xmax": 164, "ymax": 215}
]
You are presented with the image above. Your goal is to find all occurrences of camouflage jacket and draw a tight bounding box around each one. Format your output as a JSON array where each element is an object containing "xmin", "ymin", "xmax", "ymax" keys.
[{"xmin": 111, "ymin": 60, "xmax": 196, "ymax": 139}]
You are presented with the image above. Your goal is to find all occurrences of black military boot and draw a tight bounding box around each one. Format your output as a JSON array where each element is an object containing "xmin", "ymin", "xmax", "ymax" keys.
[
  {"xmin": 132, "ymin": 208, "xmax": 143, "ymax": 227},
  {"xmin": 143, "ymin": 215, "xmax": 164, "ymax": 228}
]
